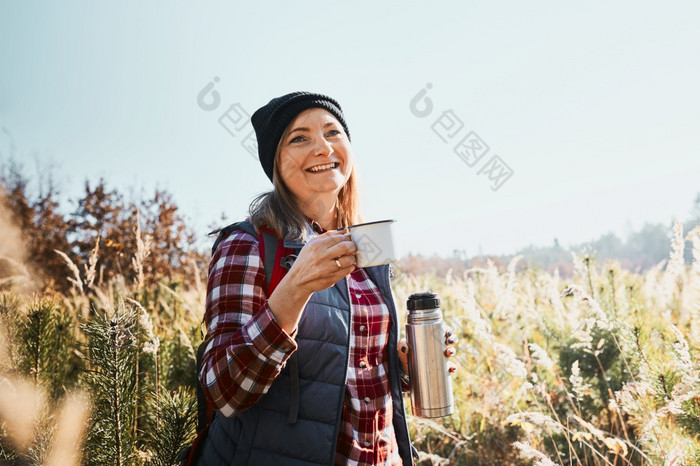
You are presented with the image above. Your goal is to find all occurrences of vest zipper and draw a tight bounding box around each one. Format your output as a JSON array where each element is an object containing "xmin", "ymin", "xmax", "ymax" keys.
[
  {"xmin": 328, "ymin": 277, "xmax": 352, "ymax": 466},
  {"xmin": 380, "ymin": 265, "xmax": 414, "ymax": 465}
]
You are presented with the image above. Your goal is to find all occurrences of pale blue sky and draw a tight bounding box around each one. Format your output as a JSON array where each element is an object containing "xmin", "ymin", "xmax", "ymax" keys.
[{"xmin": 1, "ymin": 1, "xmax": 699, "ymax": 257}]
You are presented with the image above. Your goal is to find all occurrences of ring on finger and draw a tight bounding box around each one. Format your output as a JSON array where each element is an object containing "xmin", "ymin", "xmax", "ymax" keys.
[{"xmin": 335, "ymin": 258, "xmax": 342, "ymax": 269}]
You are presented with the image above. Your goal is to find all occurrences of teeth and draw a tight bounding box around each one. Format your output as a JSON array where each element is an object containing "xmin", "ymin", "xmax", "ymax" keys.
[{"xmin": 308, "ymin": 162, "xmax": 337, "ymax": 172}]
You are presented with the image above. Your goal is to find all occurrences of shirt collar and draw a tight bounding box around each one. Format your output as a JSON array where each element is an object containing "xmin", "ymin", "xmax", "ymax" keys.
[{"xmin": 307, "ymin": 218, "xmax": 326, "ymax": 234}]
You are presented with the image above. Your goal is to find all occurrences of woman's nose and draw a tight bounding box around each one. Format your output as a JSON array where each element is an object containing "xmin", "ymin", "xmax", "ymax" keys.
[{"xmin": 312, "ymin": 136, "xmax": 333, "ymax": 157}]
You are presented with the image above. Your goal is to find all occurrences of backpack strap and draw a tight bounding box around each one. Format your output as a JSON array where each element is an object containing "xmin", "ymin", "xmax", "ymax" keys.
[
  {"xmin": 258, "ymin": 227, "xmax": 285, "ymax": 295},
  {"xmin": 209, "ymin": 221, "xmax": 292, "ymax": 294}
]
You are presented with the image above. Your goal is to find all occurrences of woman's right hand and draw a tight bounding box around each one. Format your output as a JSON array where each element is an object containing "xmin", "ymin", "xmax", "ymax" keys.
[
  {"xmin": 267, "ymin": 229, "xmax": 357, "ymax": 333},
  {"xmin": 287, "ymin": 229, "xmax": 357, "ymax": 294}
]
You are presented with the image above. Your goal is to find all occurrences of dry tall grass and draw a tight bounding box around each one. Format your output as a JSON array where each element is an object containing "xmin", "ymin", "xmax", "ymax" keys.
[{"xmin": 0, "ymin": 220, "xmax": 697, "ymax": 465}]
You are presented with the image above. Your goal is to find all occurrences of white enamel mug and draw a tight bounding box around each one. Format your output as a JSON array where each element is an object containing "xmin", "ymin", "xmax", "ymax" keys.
[{"xmin": 348, "ymin": 220, "xmax": 397, "ymax": 268}]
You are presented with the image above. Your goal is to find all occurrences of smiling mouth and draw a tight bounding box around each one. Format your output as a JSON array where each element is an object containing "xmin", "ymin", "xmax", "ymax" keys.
[{"xmin": 306, "ymin": 162, "xmax": 339, "ymax": 173}]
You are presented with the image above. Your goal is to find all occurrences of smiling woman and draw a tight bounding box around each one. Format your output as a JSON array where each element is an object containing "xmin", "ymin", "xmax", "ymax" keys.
[{"xmin": 192, "ymin": 91, "xmax": 454, "ymax": 466}]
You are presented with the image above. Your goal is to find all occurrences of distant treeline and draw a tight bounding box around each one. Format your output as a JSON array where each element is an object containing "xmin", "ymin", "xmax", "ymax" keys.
[{"xmin": 399, "ymin": 194, "xmax": 700, "ymax": 277}]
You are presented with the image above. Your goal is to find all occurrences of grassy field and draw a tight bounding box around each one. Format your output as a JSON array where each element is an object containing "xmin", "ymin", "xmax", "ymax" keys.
[{"xmin": 0, "ymin": 221, "xmax": 698, "ymax": 465}]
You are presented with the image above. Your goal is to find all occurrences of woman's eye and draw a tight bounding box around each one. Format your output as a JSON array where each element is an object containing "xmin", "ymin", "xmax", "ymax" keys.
[
  {"xmin": 326, "ymin": 129, "xmax": 341, "ymax": 137},
  {"xmin": 289, "ymin": 135, "xmax": 305, "ymax": 143}
]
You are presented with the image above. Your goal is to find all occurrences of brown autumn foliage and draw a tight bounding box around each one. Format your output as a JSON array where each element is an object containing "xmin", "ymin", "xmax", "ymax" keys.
[{"xmin": 0, "ymin": 160, "xmax": 207, "ymax": 293}]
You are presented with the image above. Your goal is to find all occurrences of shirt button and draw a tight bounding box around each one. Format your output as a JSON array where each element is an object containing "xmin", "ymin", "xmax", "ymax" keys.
[
  {"xmin": 364, "ymin": 396, "xmax": 371, "ymax": 404},
  {"xmin": 355, "ymin": 293, "xmax": 362, "ymax": 299},
  {"xmin": 364, "ymin": 440, "xmax": 372, "ymax": 447},
  {"xmin": 359, "ymin": 325, "xmax": 367, "ymax": 332},
  {"xmin": 359, "ymin": 361, "xmax": 367, "ymax": 368}
]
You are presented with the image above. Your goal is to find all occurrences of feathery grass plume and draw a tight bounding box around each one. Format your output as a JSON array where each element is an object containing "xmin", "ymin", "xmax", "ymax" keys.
[
  {"xmin": 573, "ymin": 415, "xmax": 630, "ymax": 457},
  {"xmin": 459, "ymin": 277, "xmax": 491, "ymax": 340},
  {"xmin": 125, "ymin": 297, "xmax": 161, "ymax": 446},
  {"xmin": 642, "ymin": 259, "xmax": 667, "ymax": 312},
  {"xmin": 0, "ymin": 375, "xmax": 44, "ymax": 453},
  {"xmin": 569, "ymin": 360, "xmax": 591, "ymax": 401},
  {"xmin": 54, "ymin": 249, "xmax": 84, "ymax": 295},
  {"xmin": 562, "ymin": 283, "xmax": 612, "ymax": 331},
  {"xmin": 654, "ymin": 325, "xmax": 700, "ymax": 441},
  {"xmin": 144, "ymin": 387, "xmax": 197, "ymax": 466},
  {"xmin": 528, "ymin": 343, "xmax": 556, "ymax": 372},
  {"xmin": 544, "ymin": 271, "xmax": 573, "ymax": 328},
  {"xmin": 684, "ymin": 226, "xmax": 700, "ymax": 341},
  {"xmin": 0, "ymin": 197, "xmax": 33, "ymax": 292},
  {"xmin": 132, "ymin": 210, "xmax": 152, "ymax": 291},
  {"xmin": 512, "ymin": 441, "xmax": 556, "ymax": 466},
  {"xmin": 415, "ymin": 450, "xmax": 450, "ymax": 465},
  {"xmin": 157, "ymin": 281, "xmax": 202, "ymax": 326},
  {"xmin": 44, "ymin": 391, "xmax": 90, "ymax": 466},
  {"xmin": 15, "ymin": 296, "xmax": 77, "ymax": 400},
  {"xmin": 126, "ymin": 298, "xmax": 160, "ymax": 356},
  {"xmin": 0, "ymin": 255, "xmax": 32, "ymax": 292},
  {"xmin": 615, "ymin": 381, "xmax": 654, "ymax": 415},
  {"xmin": 188, "ymin": 257, "xmax": 204, "ymax": 297},
  {"xmin": 663, "ymin": 440, "xmax": 689, "ymax": 466},
  {"xmin": 493, "ymin": 255, "xmax": 522, "ymax": 319},
  {"xmin": 504, "ymin": 411, "xmax": 561, "ymax": 433},
  {"xmin": 0, "ymin": 292, "xmax": 22, "ymax": 372},
  {"xmin": 493, "ymin": 342, "xmax": 527, "ymax": 379},
  {"xmin": 407, "ymin": 415, "xmax": 471, "ymax": 464},
  {"xmin": 482, "ymin": 258, "xmax": 502, "ymax": 307},
  {"xmin": 84, "ymin": 234, "xmax": 100, "ymax": 289},
  {"xmin": 82, "ymin": 302, "xmax": 139, "ymax": 466},
  {"xmin": 667, "ymin": 325, "xmax": 696, "ymax": 387},
  {"xmin": 662, "ymin": 220, "xmax": 686, "ymax": 321}
]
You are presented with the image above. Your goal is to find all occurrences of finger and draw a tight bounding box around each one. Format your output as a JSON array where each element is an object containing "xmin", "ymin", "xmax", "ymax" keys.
[
  {"xmin": 447, "ymin": 362, "xmax": 457, "ymax": 373},
  {"xmin": 304, "ymin": 230, "xmax": 347, "ymax": 249},
  {"xmin": 313, "ymin": 232, "xmax": 353, "ymax": 252},
  {"xmin": 444, "ymin": 327, "xmax": 453, "ymax": 338},
  {"xmin": 397, "ymin": 339, "xmax": 409, "ymax": 373},
  {"xmin": 444, "ymin": 347, "xmax": 456, "ymax": 358},
  {"xmin": 318, "ymin": 228, "xmax": 349, "ymax": 238},
  {"xmin": 446, "ymin": 334, "xmax": 458, "ymax": 345},
  {"xmin": 333, "ymin": 255, "xmax": 356, "ymax": 271},
  {"xmin": 326, "ymin": 237, "xmax": 357, "ymax": 258}
]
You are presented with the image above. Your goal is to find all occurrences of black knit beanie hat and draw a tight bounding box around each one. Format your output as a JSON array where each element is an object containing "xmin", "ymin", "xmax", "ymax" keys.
[{"xmin": 251, "ymin": 91, "xmax": 351, "ymax": 182}]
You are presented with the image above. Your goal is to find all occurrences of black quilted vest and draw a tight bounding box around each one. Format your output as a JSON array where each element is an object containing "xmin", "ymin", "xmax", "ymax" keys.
[{"xmin": 197, "ymin": 263, "xmax": 412, "ymax": 465}]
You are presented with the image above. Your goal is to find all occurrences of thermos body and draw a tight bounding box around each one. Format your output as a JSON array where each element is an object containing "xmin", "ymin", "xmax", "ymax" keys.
[{"xmin": 406, "ymin": 292, "xmax": 454, "ymax": 418}]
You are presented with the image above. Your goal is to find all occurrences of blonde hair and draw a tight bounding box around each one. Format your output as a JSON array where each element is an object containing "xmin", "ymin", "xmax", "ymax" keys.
[{"xmin": 249, "ymin": 124, "xmax": 363, "ymax": 241}]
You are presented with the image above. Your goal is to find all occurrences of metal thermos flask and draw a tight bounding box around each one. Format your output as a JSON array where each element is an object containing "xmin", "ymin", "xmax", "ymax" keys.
[{"xmin": 406, "ymin": 292, "xmax": 454, "ymax": 418}]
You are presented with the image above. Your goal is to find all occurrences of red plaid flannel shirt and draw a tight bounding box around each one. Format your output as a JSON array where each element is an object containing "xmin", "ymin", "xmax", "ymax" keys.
[{"xmin": 200, "ymin": 228, "xmax": 404, "ymax": 465}]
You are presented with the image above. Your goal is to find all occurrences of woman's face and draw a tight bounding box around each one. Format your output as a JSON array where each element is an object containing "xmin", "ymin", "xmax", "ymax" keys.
[{"xmin": 276, "ymin": 107, "xmax": 353, "ymax": 205}]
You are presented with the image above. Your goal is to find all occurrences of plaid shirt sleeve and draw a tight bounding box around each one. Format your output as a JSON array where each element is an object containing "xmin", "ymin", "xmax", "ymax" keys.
[{"xmin": 199, "ymin": 229, "xmax": 297, "ymax": 418}]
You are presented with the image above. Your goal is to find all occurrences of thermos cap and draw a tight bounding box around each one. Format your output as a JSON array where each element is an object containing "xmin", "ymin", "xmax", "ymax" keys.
[{"xmin": 407, "ymin": 292, "xmax": 440, "ymax": 311}]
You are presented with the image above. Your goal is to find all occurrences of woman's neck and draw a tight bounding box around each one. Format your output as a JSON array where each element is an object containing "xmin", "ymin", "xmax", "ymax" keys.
[{"xmin": 300, "ymin": 195, "xmax": 337, "ymax": 231}]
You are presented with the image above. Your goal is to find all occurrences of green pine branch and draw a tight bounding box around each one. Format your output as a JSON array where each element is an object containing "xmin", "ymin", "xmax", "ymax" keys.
[{"xmin": 82, "ymin": 302, "xmax": 138, "ymax": 466}]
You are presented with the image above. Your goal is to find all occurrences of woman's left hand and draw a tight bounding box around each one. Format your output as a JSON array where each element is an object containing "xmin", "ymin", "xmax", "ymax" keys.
[{"xmin": 398, "ymin": 328, "xmax": 458, "ymax": 377}]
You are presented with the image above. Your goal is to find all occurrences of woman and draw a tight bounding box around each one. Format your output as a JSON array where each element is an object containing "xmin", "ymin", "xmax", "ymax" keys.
[{"xmin": 197, "ymin": 92, "xmax": 454, "ymax": 465}]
